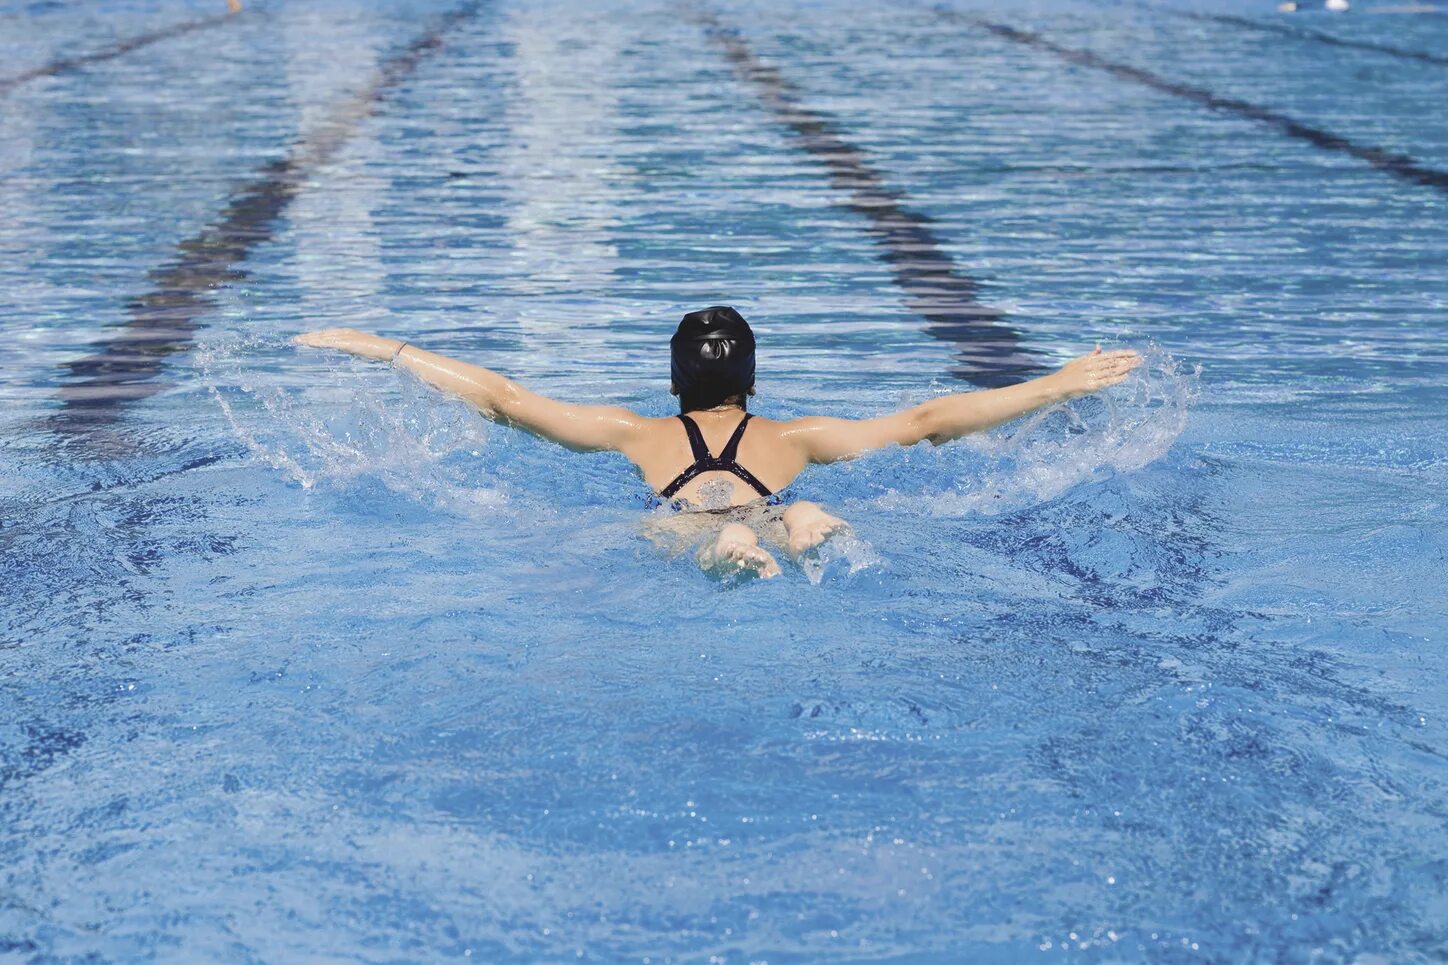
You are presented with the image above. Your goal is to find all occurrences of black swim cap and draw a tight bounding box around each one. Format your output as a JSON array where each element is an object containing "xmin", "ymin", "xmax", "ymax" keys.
[{"xmin": 671, "ymin": 306, "xmax": 756, "ymax": 409}]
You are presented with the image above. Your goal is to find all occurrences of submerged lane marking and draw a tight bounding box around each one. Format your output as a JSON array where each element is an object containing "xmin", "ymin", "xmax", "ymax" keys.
[
  {"xmin": 1176, "ymin": 10, "xmax": 1448, "ymax": 69},
  {"xmin": 690, "ymin": 11, "xmax": 1044, "ymax": 387},
  {"xmin": 51, "ymin": 2, "xmax": 486, "ymax": 432},
  {"xmin": 0, "ymin": 11, "xmax": 238, "ymax": 96},
  {"xmin": 943, "ymin": 13, "xmax": 1448, "ymax": 194}
]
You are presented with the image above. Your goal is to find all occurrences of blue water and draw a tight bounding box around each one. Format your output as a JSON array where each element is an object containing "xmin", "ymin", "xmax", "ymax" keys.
[{"xmin": 3, "ymin": 0, "xmax": 1447, "ymax": 960}]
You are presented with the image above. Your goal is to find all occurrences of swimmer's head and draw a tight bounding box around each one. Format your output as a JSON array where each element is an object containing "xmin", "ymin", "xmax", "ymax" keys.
[{"xmin": 670, "ymin": 306, "xmax": 756, "ymax": 412}]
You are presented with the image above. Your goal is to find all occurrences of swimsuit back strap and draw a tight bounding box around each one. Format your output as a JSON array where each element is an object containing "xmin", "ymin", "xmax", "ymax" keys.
[
  {"xmin": 716, "ymin": 413, "xmax": 753, "ymax": 464},
  {"xmin": 657, "ymin": 412, "xmax": 773, "ymax": 501},
  {"xmin": 657, "ymin": 464, "xmax": 700, "ymax": 500},
  {"xmin": 729, "ymin": 463, "xmax": 775, "ymax": 499},
  {"xmin": 657, "ymin": 415, "xmax": 710, "ymax": 499},
  {"xmin": 676, "ymin": 414, "xmax": 711, "ymax": 461},
  {"xmin": 716, "ymin": 415, "xmax": 772, "ymax": 498}
]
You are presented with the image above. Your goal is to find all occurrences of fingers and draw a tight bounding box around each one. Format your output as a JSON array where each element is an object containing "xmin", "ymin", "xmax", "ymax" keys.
[
  {"xmin": 1074, "ymin": 348, "xmax": 1139, "ymax": 368},
  {"xmin": 732, "ymin": 545, "xmax": 770, "ymax": 567},
  {"xmin": 294, "ymin": 327, "xmax": 357, "ymax": 345},
  {"xmin": 1089, "ymin": 367, "xmax": 1135, "ymax": 387},
  {"xmin": 1080, "ymin": 348, "xmax": 1143, "ymax": 390},
  {"xmin": 724, "ymin": 543, "xmax": 780, "ymax": 578},
  {"xmin": 1088, "ymin": 353, "xmax": 1141, "ymax": 374}
]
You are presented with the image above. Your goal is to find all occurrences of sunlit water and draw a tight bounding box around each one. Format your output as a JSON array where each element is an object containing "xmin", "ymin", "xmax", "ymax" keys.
[{"xmin": 3, "ymin": 0, "xmax": 1447, "ymax": 961}]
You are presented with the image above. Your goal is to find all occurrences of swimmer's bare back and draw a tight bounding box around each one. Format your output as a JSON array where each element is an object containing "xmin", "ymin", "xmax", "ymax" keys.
[{"xmin": 293, "ymin": 327, "xmax": 1142, "ymax": 509}]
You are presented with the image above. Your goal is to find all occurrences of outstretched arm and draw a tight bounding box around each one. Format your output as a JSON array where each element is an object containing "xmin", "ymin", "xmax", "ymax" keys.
[
  {"xmin": 293, "ymin": 328, "xmax": 646, "ymax": 453},
  {"xmin": 787, "ymin": 347, "xmax": 1142, "ymax": 464}
]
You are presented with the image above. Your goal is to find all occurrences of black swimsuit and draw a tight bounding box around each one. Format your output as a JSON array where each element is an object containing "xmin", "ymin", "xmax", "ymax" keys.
[{"xmin": 658, "ymin": 414, "xmax": 774, "ymax": 501}]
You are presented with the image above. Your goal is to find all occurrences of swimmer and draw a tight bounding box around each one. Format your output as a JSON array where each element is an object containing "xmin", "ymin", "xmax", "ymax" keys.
[{"xmin": 295, "ymin": 308, "xmax": 1140, "ymax": 579}]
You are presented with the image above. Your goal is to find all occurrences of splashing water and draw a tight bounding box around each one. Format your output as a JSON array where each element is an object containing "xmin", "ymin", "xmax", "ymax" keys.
[
  {"xmin": 874, "ymin": 344, "xmax": 1197, "ymax": 517},
  {"xmin": 197, "ymin": 334, "xmax": 505, "ymax": 514},
  {"xmin": 798, "ymin": 528, "xmax": 883, "ymax": 585},
  {"xmin": 695, "ymin": 478, "xmax": 735, "ymax": 511}
]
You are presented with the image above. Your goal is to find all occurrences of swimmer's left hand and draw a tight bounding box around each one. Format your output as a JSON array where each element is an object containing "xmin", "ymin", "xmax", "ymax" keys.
[
  {"xmin": 1053, "ymin": 345, "xmax": 1142, "ymax": 400},
  {"xmin": 293, "ymin": 327, "xmax": 403, "ymax": 362}
]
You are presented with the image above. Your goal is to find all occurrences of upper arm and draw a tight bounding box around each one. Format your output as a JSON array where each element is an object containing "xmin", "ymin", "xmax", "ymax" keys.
[
  {"xmin": 493, "ymin": 384, "xmax": 646, "ymax": 453},
  {"xmin": 394, "ymin": 346, "xmax": 645, "ymax": 453},
  {"xmin": 784, "ymin": 407, "xmax": 933, "ymax": 464}
]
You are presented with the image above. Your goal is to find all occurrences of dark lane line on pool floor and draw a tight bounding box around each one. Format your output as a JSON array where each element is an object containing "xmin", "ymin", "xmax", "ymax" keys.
[
  {"xmin": 938, "ymin": 12, "xmax": 1448, "ymax": 195},
  {"xmin": 0, "ymin": 9, "xmax": 240, "ymax": 96},
  {"xmin": 689, "ymin": 10, "xmax": 1045, "ymax": 388},
  {"xmin": 49, "ymin": 1, "xmax": 486, "ymax": 441},
  {"xmin": 1173, "ymin": 10, "xmax": 1448, "ymax": 69}
]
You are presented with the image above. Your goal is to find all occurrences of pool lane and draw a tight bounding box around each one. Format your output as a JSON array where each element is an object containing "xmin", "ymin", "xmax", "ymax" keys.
[
  {"xmin": 0, "ymin": 8, "xmax": 241, "ymax": 96},
  {"xmin": 692, "ymin": 9, "xmax": 1045, "ymax": 387},
  {"xmin": 48, "ymin": 1, "xmax": 487, "ymax": 436},
  {"xmin": 1174, "ymin": 10, "xmax": 1448, "ymax": 69},
  {"xmin": 941, "ymin": 12, "xmax": 1448, "ymax": 195}
]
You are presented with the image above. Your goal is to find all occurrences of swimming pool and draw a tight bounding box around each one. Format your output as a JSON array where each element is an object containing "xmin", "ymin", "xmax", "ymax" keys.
[{"xmin": 3, "ymin": 0, "xmax": 1446, "ymax": 959}]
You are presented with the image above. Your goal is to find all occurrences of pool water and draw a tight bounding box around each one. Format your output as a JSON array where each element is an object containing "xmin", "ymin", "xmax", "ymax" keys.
[{"xmin": 3, "ymin": 0, "xmax": 1447, "ymax": 960}]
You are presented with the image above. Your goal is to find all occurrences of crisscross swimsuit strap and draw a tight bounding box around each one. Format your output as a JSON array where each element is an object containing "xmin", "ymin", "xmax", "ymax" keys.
[{"xmin": 657, "ymin": 413, "xmax": 774, "ymax": 500}]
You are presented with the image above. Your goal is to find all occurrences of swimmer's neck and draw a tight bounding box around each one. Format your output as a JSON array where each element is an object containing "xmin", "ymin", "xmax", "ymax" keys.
[{"xmin": 683, "ymin": 404, "xmax": 746, "ymax": 416}]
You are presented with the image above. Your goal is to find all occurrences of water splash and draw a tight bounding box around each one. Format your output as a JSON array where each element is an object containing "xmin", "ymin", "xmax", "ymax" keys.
[
  {"xmin": 695, "ymin": 478, "xmax": 735, "ymax": 511},
  {"xmin": 798, "ymin": 528, "xmax": 882, "ymax": 586},
  {"xmin": 197, "ymin": 334, "xmax": 504, "ymax": 514},
  {"xmin": 639, "ymin": 499, "xmax": 881, "ymax": 583},
  {"xmin": 879, "ymin": 344, "xmax": 1197, "ymax": 517}
]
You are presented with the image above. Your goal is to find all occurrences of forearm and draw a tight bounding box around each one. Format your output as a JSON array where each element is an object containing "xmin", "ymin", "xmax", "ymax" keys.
[
  {"xmin": 293, "ymin": 328, "xmax": 520, "ymax": 417},
  {"xmin": 393, "ymin": 343, "xmax": 519, "ymax": 419},
  {"xmin": 920, "ymin": 372, "xmax": 1069, "ymax": 444},
  {"xmin": 403, "ymin": 349, "xmax": 642, "ymax": 451},
  {"xmin": 918, "ymin": 346, "xmax": 1143, "ymax": 443},
  {"xmin": 294, "ymin": 328, "xmax": 644, "ymax": 451}
]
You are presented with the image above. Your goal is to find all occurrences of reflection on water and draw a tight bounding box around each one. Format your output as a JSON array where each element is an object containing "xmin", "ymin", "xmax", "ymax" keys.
[
  {"xmin": 1177, "ymin": 9, "xmax": 1448, "ymax": 68},
  {"xmin": 954, "ymin": 13, "xmax": 1448, "ymax": 193},
  {"xmin": 0, "ymin": 7, "xmax": 235, "ymax": 96},
  {"xmin": 698, "ymin": 10, "xmax": 1043, "ymax": 385},
  {"xmin": 47, "ymin": 1, "xmax": 486, "ymax": 441}
]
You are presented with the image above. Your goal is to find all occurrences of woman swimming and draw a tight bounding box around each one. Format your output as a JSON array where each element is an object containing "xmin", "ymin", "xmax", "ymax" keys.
[{"xmin": 295, "ymin": 307, "xmax": 1141, "ymax": 578}]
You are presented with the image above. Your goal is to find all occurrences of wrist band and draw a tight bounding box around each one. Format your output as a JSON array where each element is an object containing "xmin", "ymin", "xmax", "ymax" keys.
[{"xmin": 390, "ymin": 340, "xmax": 409, "ymax": 363}]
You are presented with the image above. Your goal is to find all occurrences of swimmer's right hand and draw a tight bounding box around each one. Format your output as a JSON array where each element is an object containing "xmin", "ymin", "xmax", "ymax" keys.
[
  {"xmin": 293, "ymin": 328, "xmax": 404, "ymax": 362},
  {"xmin": 1052, "ymin": 346, "xmax": 1142, "ymax": 399}
]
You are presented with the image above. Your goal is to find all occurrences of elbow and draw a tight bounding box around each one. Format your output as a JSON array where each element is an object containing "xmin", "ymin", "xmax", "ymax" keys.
[
  {"xmin": 474, "ymin": 380, "xmax": 522, "ymax": 422},
  {"xmin": 463, "ymin": 391, "xmax": 499, "ymax": 420},
  {"xmin": 915, "ymin": 401, "xmax": 947, "ymax": 446}
]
